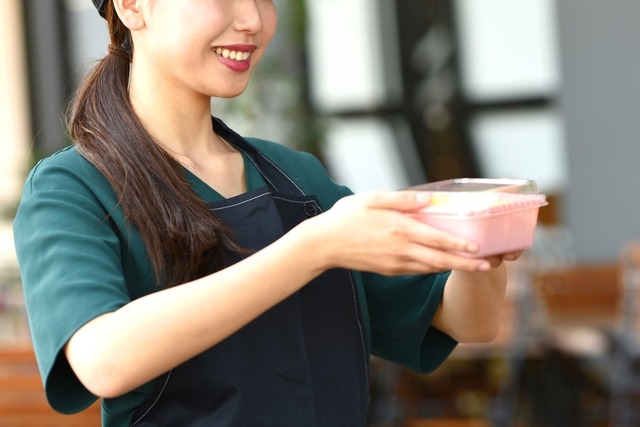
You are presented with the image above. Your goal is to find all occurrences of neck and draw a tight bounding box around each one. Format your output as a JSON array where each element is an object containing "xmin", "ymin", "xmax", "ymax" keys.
[{"xmin": 128, "ymin": 61, "xmax": 221, "ymax": 159}]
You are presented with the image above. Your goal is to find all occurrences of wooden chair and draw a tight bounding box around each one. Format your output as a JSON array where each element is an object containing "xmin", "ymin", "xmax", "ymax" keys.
[
  {"xmin": 405, "ymin": 418, "xmax": 492, "ymax": 427},
  {"xmin": 0, "ymin": 343, "xmax": 101, "ymax": 427},
  {"xmin": 532, "ymin": 262, "xmax": 621, "ymax": 329}
]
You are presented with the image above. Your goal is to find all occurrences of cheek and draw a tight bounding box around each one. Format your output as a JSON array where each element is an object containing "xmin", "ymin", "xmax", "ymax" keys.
[
  {"xmin": 161, "ymin": 23, "xmax": 211, "ymax": 61},
  {"xmin": 261, "ymin": 2, "xmax": 278, "ymax": 43},
  {"xmin": 259, "ymin": 20, "xmax": 277, "ymax": 59},
  {"xmin": 269, "ymin": 15, "xmax": 279, "ymax": 38}
]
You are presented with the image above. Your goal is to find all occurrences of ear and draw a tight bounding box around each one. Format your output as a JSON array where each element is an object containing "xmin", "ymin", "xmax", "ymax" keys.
[{"xmin": 112, "ymin": 0, "xmax": 145, "ymax": 31}]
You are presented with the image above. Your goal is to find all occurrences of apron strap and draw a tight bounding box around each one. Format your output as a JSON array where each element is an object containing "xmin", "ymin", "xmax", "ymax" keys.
[{"xmin": 212, "ymin": 117, "xmax": 306, "ymax": 197}]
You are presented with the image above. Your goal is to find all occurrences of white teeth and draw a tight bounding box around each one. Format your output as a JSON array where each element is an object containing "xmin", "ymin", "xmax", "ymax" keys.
[{"xmin": 215, "ymin": 47, "xmax": 251, "ymax": 61}]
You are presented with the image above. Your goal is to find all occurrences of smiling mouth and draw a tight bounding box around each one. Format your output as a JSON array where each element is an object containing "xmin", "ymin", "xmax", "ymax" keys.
[{"xmin": 214, "ymin": 47, "xmax": 251, "ymax": 61}]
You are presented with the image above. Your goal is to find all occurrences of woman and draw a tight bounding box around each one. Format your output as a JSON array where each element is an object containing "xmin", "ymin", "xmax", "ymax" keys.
[{"xmin": 13, "ymin": 0, "xmax": 516, "ymax": 425}]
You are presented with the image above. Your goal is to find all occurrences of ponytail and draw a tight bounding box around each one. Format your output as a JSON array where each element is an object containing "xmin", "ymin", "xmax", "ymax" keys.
[{"xmin": 66, "ymin": 2, "xmax": 246, "ymax": 287}]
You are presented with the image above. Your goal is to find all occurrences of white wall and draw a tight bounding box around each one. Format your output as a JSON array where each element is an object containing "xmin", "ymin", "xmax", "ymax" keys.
[
  {"xmin": 305, "ymin": 0, "xmax": 402, "ymax": 113},
  {"xmin": 455, "ymin": 0, "xmax": 561, "ymax": 102},
  {"xmin": 556, "ymin": 0, "xmax": 640, "ymax": 262}
]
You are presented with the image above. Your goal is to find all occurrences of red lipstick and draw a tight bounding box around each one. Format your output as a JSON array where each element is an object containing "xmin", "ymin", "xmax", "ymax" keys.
[{"xmin": 214, "ymin": 44, "xmax": 257, "ymax": 72}]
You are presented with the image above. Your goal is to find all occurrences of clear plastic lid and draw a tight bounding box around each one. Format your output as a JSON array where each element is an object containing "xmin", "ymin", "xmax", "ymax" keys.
[
  {"xmin": 409, "ymin": 178, "xmax": 539, "ymax": 194},
  {"xmin": 418, "ymin": 192, "xmax": 548, "ymax": 217}
]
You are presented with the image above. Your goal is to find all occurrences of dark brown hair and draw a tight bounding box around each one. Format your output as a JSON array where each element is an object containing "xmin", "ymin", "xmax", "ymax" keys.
[{"xmin": 66, "ymin": 2, "xmax": 245, "ymax": 287}]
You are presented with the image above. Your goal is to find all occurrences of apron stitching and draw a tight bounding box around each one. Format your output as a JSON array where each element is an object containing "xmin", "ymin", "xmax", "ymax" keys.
[
  {"xmin": 242, "ymin": 153, "xmax": 279, "ymax": 191},
  {"xmin": 271, "ymin": 196, "xmax": 310, "ymax": 204},
  {"xmin": 345, "ymin": 269, "xmax": 370, "ymax": 386},
  {"xmin": 214, "ymin": 119, "xmax": 280, "ymax": 192},
  {"xmin": 129, "ymin": 370, "xmax": 173, "ymax": 426},
  {"xmin": 255, "ymin": 151, "xmax": 306, "ymax": 196},
  {"xmin": 209, "ymin": 192, "xmax": 272, "ymax": 211}
]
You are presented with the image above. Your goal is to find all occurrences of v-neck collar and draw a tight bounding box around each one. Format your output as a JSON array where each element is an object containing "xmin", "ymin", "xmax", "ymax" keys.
[{"xmin": 185, "ymin": 151, "xmax": 267, "ymax": 202}]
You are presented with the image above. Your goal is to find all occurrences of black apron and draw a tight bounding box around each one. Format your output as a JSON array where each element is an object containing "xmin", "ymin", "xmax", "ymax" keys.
[{"xmin": 130, "ymin": 121, "xmax": 369, "ymax": 426}]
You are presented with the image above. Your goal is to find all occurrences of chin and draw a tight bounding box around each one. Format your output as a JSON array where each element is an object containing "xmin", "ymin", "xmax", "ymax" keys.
[
  {"xmin": 208, "ymin": 85, "xmax": 249, "ymax": 99},
  {"xmin": 218, "ymin": 91, "xmax": 246, "ymax": 99}
]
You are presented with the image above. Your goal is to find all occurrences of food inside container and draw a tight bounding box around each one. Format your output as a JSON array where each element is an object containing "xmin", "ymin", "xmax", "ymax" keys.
[{"xmin": 410, "ymin": 179, "xmax": 548, "ymax": 258}]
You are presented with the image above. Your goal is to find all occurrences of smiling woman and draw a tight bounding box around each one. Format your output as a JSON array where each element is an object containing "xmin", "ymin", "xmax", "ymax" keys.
[{"xmin": 12, "ymin": 1, "xmax": 515, "ymax": 426}]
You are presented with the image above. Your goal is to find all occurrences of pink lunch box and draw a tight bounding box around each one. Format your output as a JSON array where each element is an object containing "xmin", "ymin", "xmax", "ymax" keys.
[{"xmin": 409, "ymin": 179, "xmax": 548, "ymax": 258}]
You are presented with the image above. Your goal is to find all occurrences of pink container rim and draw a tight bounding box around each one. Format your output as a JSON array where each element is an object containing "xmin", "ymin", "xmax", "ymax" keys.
[{"xmin": 417, "ymin": 192, "xmax": 548, "ymax": 218}]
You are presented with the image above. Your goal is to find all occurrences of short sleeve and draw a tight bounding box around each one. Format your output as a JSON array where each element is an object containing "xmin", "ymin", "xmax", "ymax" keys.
[
  {"xmin": 13, "ymin": 150, "xmax": 133, "ymax": 414},
  {"xmin": 363, "ymin": 271, "xmax": 457, "ymax": 374}
]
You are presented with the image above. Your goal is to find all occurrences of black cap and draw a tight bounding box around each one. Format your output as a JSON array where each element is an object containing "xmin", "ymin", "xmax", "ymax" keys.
[{"xmin": 92, "ymin": 0, "xmax": 107, "ymax": 18}]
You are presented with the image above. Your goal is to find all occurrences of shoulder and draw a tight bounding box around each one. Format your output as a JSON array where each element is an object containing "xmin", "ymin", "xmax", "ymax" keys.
[
  {"xmin": 22, "ymin": 145, "xmax": 113, "ymax": 199},
  {"xmin": 16, "ymin": 145, "xmax": 121, "ymax": 238},
  {"xmin": 245, "ymin": 138, "xmax": 323, "ymax": 173},
  {"xmin": 245, "ymin": 137, "xmax": 353, "ymax": 207},
  {"xmin": 29, "ymin": 145, "xmax": 91, "ymax": 173}
]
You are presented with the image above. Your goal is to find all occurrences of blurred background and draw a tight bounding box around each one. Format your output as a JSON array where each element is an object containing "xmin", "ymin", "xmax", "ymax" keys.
[{"xmin": 1, "ymin": 0, "xmax": 639, "ymax": 426}]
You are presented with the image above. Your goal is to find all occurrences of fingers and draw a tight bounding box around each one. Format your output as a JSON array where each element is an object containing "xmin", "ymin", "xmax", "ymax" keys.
[
  {"xmin": 502, "ymin": 251, "xmax": 523, "ymax": 261},
  {"xmin": 355, "ymin": 191, "xmax": 490, "ymax": 254},
  {"xmin": 402, "ymin": 215, "xmax": 479, "ymax": 255},
  {"xmin": 356, "ymin": 191, "xmax": 432, "ymax": 212},
  {"xmin": 484, "ymin": 251, "xmax": 523, "ymax": 264},
  {"xmin": 483, "ymin": 255, "xmax": 505, "ymax": 268},
  {"xmin": 388, "ymin": 243, "xmax": 492, "ymax": 273}
]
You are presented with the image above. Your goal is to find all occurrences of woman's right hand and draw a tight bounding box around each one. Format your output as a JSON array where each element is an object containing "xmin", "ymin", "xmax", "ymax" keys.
[{"xmin": 297, "ymin": 191, "xmax": 492, "ymax": 276}]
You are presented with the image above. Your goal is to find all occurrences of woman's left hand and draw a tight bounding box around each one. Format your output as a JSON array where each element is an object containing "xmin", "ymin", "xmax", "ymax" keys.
[
  {"xmin": 484, "ymin": 250, "xmax": 524, "ymax": 268},
  {"xmin": 432, "ymin": 250, "xmax": 524, "ymax": 344}
]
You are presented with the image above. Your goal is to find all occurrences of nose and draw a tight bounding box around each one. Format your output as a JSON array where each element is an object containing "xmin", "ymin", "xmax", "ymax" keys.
[{"xmin": 233, "ymin": 0, "xmax": 263, "ymax": 33}]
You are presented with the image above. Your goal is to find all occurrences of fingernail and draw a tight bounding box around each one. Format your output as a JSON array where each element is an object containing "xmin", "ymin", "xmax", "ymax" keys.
[
  {"xmin": 466, "ymin": 243, "xmax": 479, "ymax": 252},
  {"xmin": 479, "ymin": 262, "xmax": 491, "ymax": 271}
]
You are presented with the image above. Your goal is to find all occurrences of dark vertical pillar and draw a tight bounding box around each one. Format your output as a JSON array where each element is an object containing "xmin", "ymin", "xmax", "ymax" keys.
[
  {"xmin": 394, "ymin": 0, "xmax": 479, "ymax": 181},
  {"xmin": 22, "ymin": 0, "xmax": 71, "ymax": 155}
]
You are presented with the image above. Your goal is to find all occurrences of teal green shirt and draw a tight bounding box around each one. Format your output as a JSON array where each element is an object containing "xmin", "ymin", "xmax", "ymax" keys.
[{"xmin": 13, "ymin": 137, "xmax": 455, "ymax": 426}]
